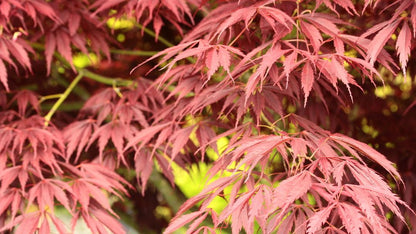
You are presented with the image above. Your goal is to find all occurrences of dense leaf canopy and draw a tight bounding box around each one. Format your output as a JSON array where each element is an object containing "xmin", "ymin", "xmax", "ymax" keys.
[{"xmin": 0, "ymin": 0, "xmax": 415, "ymax": 233}]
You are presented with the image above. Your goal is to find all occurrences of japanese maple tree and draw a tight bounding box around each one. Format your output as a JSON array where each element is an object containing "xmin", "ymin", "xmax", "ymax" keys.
[{"xmin": 0, "ymin": 0, "xmax": 415, "ymax": 233}]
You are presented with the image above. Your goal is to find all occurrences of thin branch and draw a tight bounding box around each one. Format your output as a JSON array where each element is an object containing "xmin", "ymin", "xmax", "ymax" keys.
[
  {"xmin": 51, "ymin": 68, "xmax": 90, "ymax": 100},
  {"xmin": 44, "ymin": 71, "xmax": 84, "ymax": 126},
  {"xmin": 39, "ymin": 94, "xmax": 63, "ymax": 103},
  {"xmin": 31, "ymin": 42, "xmax": 140, "ymax": 87},
  {"xmin": 40, "ymin": 101, "xmax": 85, "ymax": 112},
  {"xmin": 110, "ymin": 49, "xmax": 158, "ymax": 56},
  {"xmin": 81, "ymin": 69, "xmax": 134, "ymax": 87}
]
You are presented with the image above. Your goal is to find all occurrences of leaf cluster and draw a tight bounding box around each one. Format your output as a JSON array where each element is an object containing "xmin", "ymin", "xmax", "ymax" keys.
[{"xmin": 0, "ymin": 0, "xmax": 415, "ymax": 233}]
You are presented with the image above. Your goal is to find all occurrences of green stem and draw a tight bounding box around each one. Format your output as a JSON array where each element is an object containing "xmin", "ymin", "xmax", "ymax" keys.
[
  {"xmin": 136, "ymin": 23, "xmax": 175, "ymax": 48},
  {"xmin": 32, "ymin": 41, "xmax": 157, "ymax": 59},
  {"xmin": 39, "ymin": 94, "xmax": 63, "ymax": 103},
  {"xmin": 41, "ymin": 101, "xmax": 85, "ymax": 112},
  {"xmin": 44, "ymin": 71, "xmax": 84, "ymax": 126},
  {"xmin": 30, "ymin": 42, "xmax": 46, "ymax": 51},
  {"xmin": 110, "ymin": 49, "xmax": 158, "ymax": 56},
  {"xmin": 51, "ymin": 67, "xmax": 90, "ymax": 100},
  {"xmin": 81, "ymin": 69, "xmax": 134, "ymax": 87},
  {"xmin": 40, "ymin": 44, "xmax": 135, "ymax": 87}
]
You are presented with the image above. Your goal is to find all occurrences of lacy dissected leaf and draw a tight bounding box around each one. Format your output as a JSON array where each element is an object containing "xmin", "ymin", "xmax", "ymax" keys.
[
  {"xmin": 10, "ymin": 90, "xmax": 40, "ymax": 116},
  {"xmin": 77, "ymin": 163, "xmax": 129, "ymax": 197},
  {"xmin": 4, "ymin": 38, "xmax": 32, "ymax": 70},
  {"xmin": 175, "ymin": 174, "xmax": 241, "ymax": 219},
  {"xmin": 293, "ymin": 207, "xmax": 313, "ymax": 233},
  {"xmin": 229, "ymin": 191, "xmax": 254, "ymax": 233},
  {"xmin": 257, "ymin": 5, "xmax": 295, "ymax": 32},
  {"xmin": 152, "ymin": 40, "xmax": 243, "ymax": 85},
  {"xmin": 0, "ymin": 0, "xmax": 412, "ymax": 233},
  {"xmin": 0, "ymin": 188, "xmax": 22, "ymax": 221},
  {"xmin": 365, "ymin": 19, "xmax": 401, "ymax": 66},
  {"xmin": 169, "ymin": 125, "xmax": 195, "ymax": 160},
  {"xmin": 0, "ymin": 38, "xmax": 33, "ymax": 90},
  {"xmin": 213, "ymin": 3, "xmax": 257, "ymax": 39},
  {"xmin": 27, "ymin": 179, "xmax": 72, "ymax": 213},
  {"xmin": 194, "ymin": 123, "xmax": 218, "ymax": 157},
  {"xmin": 64, "ymin": 119, "xmax": 97, "ymax": 163},
  {"xmin": 164, "ymin": 210, "xmax": 205, "ymax": 234},
  {"xmin": 245, "ymin": 43, "xmax": 286, "ymax": 98},
  {"xmin": 188, "ymin": 0, "xmax": 294, "ymax": 43},
  {"xmin": 69, "ymin": 163, "xmax": 130, "ymax": 233},
  {"xmin": 55, "ymin": 29, "xmax": 74, "ymax": 69},
  {"xmin": 44, "ymin": 32, "xmax": 57, "ymax": 76},
  {"xmin": 126, "ymin": 122, "xmax": 172, "ymax": 151},
  {"xmin": 273, "ymin": 171, "xmax": 313, "ymax": 208},
  {"xmin": 0, "ymin": 209, "xmax": 69, "ymax": 234},
  {"xmin": 301, "ymin": 61, "xmax": 315, "ymax": 106},
  {"xmin": 0, "ymin": 59, "xmax": 8, "ymax": 91},
  {"xmin": 337, "ymin": 202, "xmax": 365, "ymax": 234},
  {"xmin": 186, "ymin": 86, "xmax": 239, "ymax": 116},
  {"xmin": 183, "ymin": 1, "xmax": 257, "ymax": 42},
  {"xmin": 396, "ymin": 21, "xmax": 412, "ymax": 75},
  {"xmin": 330, "ymin": 133, "xmax": 401, "ymax": 180},
  {"xmin": 307, "ymin": 204, "xmax": 335, "ymax": 233},
  {"xmin": 300, "ymin": 20, "xmax": 323, "ymax": 53},
  {"xmin": 315, "ymin": 0, "xmax": 358, "ymax": 15},
  {"xmin": 81, "ymin": 88, "xmax": 117, "ymax": 123},
  {"xmin": 1, "ymin": 211, "xmax": 40, "ymax": 234},
  {"xmin": 205, "ymin": 48, "xmax": 220, "ymax": 80},
  {"xmin": 164, "ymin": 112, "xmax": 410, "ymax": 232},
  {"xmin": 231, "ymin": 135, "xmax": 291, "ymax": 176},
  {"xmin": 134, "ymin": 148, "xmax": 153, "ymax": 194},
  {"xmin": 340, "ymin": 33, "xmax": 398, "ymax": 74},
  {"xmin": 72, "ymin": 88, "xmax": 154, "ymax": 165},
  {"xmin": 282, "ymin": 51, "xmax": 300, "ymax": 88},
  {"xmin": 39, "ymin": 1, "xmax": 112, "ymax": 74},
  {"xmin": 87, "ymin": 121, "xmax": 134, "ymax": 165},
  {"xmin": 81, "ymin": 205, "xmax": 126, "ymax": 234},
  {"xmin": 0, "ymin": 166, "xmax": 28, "ymax": 194},
  {"xmin": 344, "ymin": 185, "xmax": 379, "ymax": 227},
  {"xmin": 0, "ymin": 115, "xmax": 65, "ymax": 176},
  {"xmin": 23, "ymin": 0, "xmax": 60, "ymax": 23},
  {"xmin": 300, "ymin": 13, "xmax": 341, "ymax": 37},
  {"xmin": 72, "ymin": 179, "xmax": 111, "ymax": 213},
  {"xmin": 153, "ymin": 152, "xmax": 176, "ymax": 186},
  {"xmin": 113, "ymin": 98, "xmax": 150, "ymax": 127}
]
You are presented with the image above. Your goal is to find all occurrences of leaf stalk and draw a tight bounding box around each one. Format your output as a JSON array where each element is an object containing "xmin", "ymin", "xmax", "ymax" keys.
[{"xmin": 44, "ymin": 71, "xmax": 84, "ymax": 126}]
